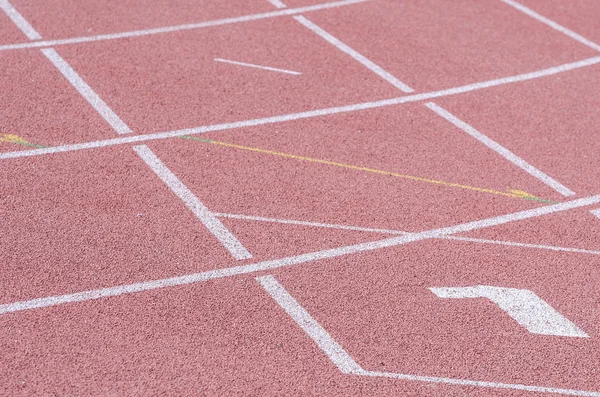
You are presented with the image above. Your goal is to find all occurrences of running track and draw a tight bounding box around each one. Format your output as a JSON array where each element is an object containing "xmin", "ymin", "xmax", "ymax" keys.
[{"xmin": 1, "ymin": 0, "xmax": 600, "ymax": 395}]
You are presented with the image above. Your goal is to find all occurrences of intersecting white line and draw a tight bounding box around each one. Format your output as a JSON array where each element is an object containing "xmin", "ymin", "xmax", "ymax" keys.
[
  {"xmin": 0, "ymin": 0, "xmax": 367, "ymax": 51},
  {"xmin": 0, "ymin": 0, "xmax": 41, "ymax": 39},
  {"xmin": 500, "ymin": 0, "xmax": 600, "ymax": 53},
  {"xmin": 266, "ymin": 0, "xmax": 287, "ymax": 9},
  {"xmin": 293, "ymin": 15, "xmax": 414, "ymax": 92},
  {"xmin": 133, "ymin": 145, "xmax": 252, "ymax": 260},
  {"xmin": 214, "ymin": 58, "xmax": 301, "ymax": 75},
  {"xmin": 2, "ymin": 193, "xmax": 600, "ymax": 315},
  {"xmin": 2, "ymin": 55, "xmax": 599, "ymax": 161},
  {"xmin": 260, "ymin": 275, "xmax": 600, "ymax": 396},
  {"xmin": 425, "ymin": 102, "xmax": 575, "ymax": 197},
  {"xmin": 214, "ymin": 212, "xmax": 600, "ymax": 256}
]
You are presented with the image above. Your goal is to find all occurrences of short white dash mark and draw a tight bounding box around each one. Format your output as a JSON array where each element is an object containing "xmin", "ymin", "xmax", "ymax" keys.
[{"xmin": 214, "ymin": 58, "xmax": 301, "ymax": 75}]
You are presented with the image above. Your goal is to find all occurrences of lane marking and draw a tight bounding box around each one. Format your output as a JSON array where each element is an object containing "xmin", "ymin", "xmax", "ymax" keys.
[
  {"xmin": 266, "ymin": 0, "xmax": 287, "ymax": 9},
  {"xmin": 215, "ymin": 212, "xmax": 600, "ymax": 256},
  {"xmin": 590, "ymin": 208, "xmax": 600, "ymax": 219},
  {"xmin": 1, "ymin": 55, "xmax": 599, "ymax": 161},
  {"xmin": 261, "ymin": 276, "xmax": 600, "ymax": 396},
  {"xmin": 293, "ymin": 15, "xmax": 414, "ymax": 93},
  {"xmin": 182, "ymin": 135, "xmax": 552, "ymax": 202},
  {"xmin": 214, "ymin": 58, "xmax": 301, "ymax": 75},
  {"xmin": 41, "ymin": 48, "xmax": 132, "ymax": 134},
  {"xmin": 0, "ymin": 0, "xmax": 368, "ymax": 51},
  {"xmin": 133, "ymin": 145, "xmax": 252, "ymax": 260},
  {"xmin": 431, "ymin": 286, "xmax": 588, "ymax": 337},
  {"xmin": 0, "ymin": 0, "xmax": 41, "ymax": 39},
  {"xmin": 426, "ymin": 102, "xmax": 576, "ymax": 197},
  {"xmin": 0, "ymin": 134, "xmax": 46, "ymax": 148},
  {"xmin": 257, "ymin": 275, "xmax": 363, "ymax": 374},
  {"xmin": 2, "ymin": 193, "xmax": 600, "ymax": 315},
  {"xmin": 500, "ymin": 0, "xmax": 600, "ymax": 53}
]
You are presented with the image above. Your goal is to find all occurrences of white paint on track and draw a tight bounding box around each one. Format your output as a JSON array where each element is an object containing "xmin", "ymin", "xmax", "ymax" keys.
[
  {"xmin": 500, "ymin": 0, "xmax": 600, "ymax": 53},
  {"xmin": 266, "ymin": 0, "xmax": 287, "ymax": 9},
  {"xmin": 0, "ymin": 0, "xmax": 41, "ymax": 39},
  {"xmin": 257, "ymin": 275, "xmax": 363, "ymax": 374},
  {"xmin": 293, "ymin": 15, "xmax": 414, "ymax": 93},
  {"xmin": 41, "ymin": 48, "xmax": 132, "ymax": 134},
  {"xmin": 133, "ymin": 145, "xmax": 252, "ymax": 260},
  {"xmin": 430, "ymin": 286, "xmax": 588, "ymax": 337},
  {"xmin": 425, "ymin": 102, "xmax": 575, "ymax": 197},
  {"xmin": 2, "ymin": 55, "xmax": 599, "ymax": 161},
  {"xmin": 0, "ymin": 0, "xmax": 368, "ymax": 51},
  {"xmin": 2, "ymin": 193, "xmax": 600, "ymax": 315},
  {"xmin": 214, "ymin": 58, "xmax": 301, "ymax": 75}
]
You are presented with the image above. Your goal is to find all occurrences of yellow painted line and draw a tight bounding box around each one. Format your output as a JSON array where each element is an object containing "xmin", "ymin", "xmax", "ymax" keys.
[
  {"xmin": 181, "ymin": 136, "xmax": 557, "ymax": 203},
  {"xmin": 0, "ymin": 134, "xmax": 46, "ymax": 148}
]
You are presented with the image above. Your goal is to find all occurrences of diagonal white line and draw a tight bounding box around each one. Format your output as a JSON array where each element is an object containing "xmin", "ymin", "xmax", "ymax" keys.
[
  {"xmin": 293, "ymin": 15, "xmax": 414, "ymax": 93},
  {"xmin": 214, "ymin": 58, "xmax": 301, "ymax": 75},
  {"xmin": 500, "ymin": 0, "xmax": 600, "ymax": 53},
  {"xmin": 266, "ymin": 0, "xmax": 287, "ymax": 9},
  {"xmin": 2, "ymin": 193, "xmax": 600, "ymax": 315},
  {"xmin": 0, "ymin": 0, "xmax": 368, "ymax": 51},
  {"xmin": 133, "ymin": 145, "xmax": 252, "ymax": 260},
  {"xmin": 0, "ymin": 0, "xmax": 40, "ymax": 39},
  {"xmin": 41, "ymin": 48, "xmax": 132, "ymax": 134},
  {"xmin": 257, "ymin": 275, "xmax": 363, "ymax": 374},
  {"xmin": 1, "ymin": 55, "xmax": 598, "ymax": 161},
  {"xmin": 425, "ymin": 102, "xmax": 575, "ymax": 197}
]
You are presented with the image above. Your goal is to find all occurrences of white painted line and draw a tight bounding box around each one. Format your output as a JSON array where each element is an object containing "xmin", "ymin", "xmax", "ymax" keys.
[
  {"xmin": 41, "ymin": 48, "xmax": 132, "ymax": 134},
  {"xmin": 362, "ymin": 370, "xmax": 600, "ymax": 396},
  {"xmin": 266, "ymin": 0, "xmax": 287, "ymax": 9},
  {"xmin": 293, "ymin": 15, "xmax": 414, "ymax": 93},
  {"xmin": 2, "ymin": 55, "xmax": 598, "ymax": 162},
  {"xmin": 257, "ymin": 275, "xmax": 363, "ymax": 374},
  {"xmin": 2, "ymin": 192, "xmax": 600, "ymax": 315},
  {"xmin": 590, "ymin": 208, "xmax": 600, "ymax": 219},
  {"xmin": 214, "ymin": 58, "xmax": 301, "ymax": 75},
  {"xmin": 500, "ymin": 0, "xmax": 600, "ymax": 53},
  {"xmin": 430, "ymin": 286, "xmax": 588, "ymax": 337},
  {"xmin": 0, "ymin": 0, "xmax": 367, "ymax": 51},
  {"xmin": 0, "ymin": 0, "xmax": 41, "ymax": 39},
  {"xmin": 133, "ymin": 145, "xmax": 252, "ymax": 260},
  {"xmin": 215, "ymin": 212, "xmax": 600, "ymax": 256},
  {"xmin": 425, "ymin": 102, "xmax": 576, "ymax": 197}
]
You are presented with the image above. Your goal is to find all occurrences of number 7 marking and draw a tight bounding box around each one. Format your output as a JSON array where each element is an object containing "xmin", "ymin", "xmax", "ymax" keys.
[{"xmin": 430, "ymin": 286, "xmax": 589, "ymax": 338}]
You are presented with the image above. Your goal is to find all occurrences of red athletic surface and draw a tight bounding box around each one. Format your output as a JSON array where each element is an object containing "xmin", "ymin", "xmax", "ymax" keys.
[{"xmin": 1, "ymin": 0, "xmax": 600, "ymax": 396}]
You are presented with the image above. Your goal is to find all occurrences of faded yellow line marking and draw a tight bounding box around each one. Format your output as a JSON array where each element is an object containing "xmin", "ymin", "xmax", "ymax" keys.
[
  {"xmin": 0, "ymin": 134, "xmax": 46, "ymax": 148},
  {"xmin": 181, "ymin": 136, "xmax": 557, "ymax": 204}
]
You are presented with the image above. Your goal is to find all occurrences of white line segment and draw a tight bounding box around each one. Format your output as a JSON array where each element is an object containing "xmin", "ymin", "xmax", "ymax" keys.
[
  {"xmin": 266, "ymin": 0, "xmax": 287, "ymax": 9},
  {"xmin": 2, "ymin": 193, "xmax": 600, "ymax": 315},
  {"xmin": 590, "ymin": 208, "xmax": 600, "ymax": 219},
  {"xmin": 0, "ymin": 0, "xmax": 41, "ymax": 39},
  {"xmin": 2, "ymin": 55, "xmax": 598, "ymax": 161},
  {"xmin": 500, "ymin": 0, "xmax": 600, "ymax": 53},
  {"xmin": 0, "ymin": 0, "xmax": 367, "ymax": 51},
  {"xmin": 215, "ymin": 212, "xmax": 600, "ymax": 256},
  {"xmin": 425, "ymin": 102, "xmax": 575, "ymax": 197},
  {"xmin": 293, "ymin": 15, "xmax": 414, "ymax": 93},
  {"xmin": 133, "ymin": 145, "xmax": 252, "ymax": 260},
  {"xmin": 430, "ymin": 286, "xmax": 588, "ymax": 337},
  {"xmin": 41, "ymin": 48, "xmax": 132, "ymax": 134},
  {"xmin": 257, "ymin": 275, "xmax": 363, "ymax": 374},
  {"xmin": 214, "ymin": 58, "xmax": 301, "ymax": 75}
]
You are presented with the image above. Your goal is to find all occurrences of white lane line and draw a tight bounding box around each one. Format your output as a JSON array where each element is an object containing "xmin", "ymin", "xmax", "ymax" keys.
[
  {"xmin": 41, "ymin": 48, "xmax": 132, "ymax": 134},
  {"xmin": 215, "ymin": 212, "xmax": 600, "ymax": 256},
  {"xmin": 0, "ymin": 0, "xmax": 41, "ymax": 39},
  {"xmin": 2, "ymin": 193, "xmax": 600, "ymax": 315},
  {"xmin": 293, "ymin": 15, "xmax": 414, "ymax": 93},
  {"xmin": 133, "ymin": 145, "xmax": 252, "ymax": 260},
  {"xmin": 2, "ymin": 55, "xmax": 598, "ymax": 161},
  {"xmin": 257, "ymin": 275, "xmax": 363, "ymax": 374},
  {"xmin": 590, "ymin": 208, "xmax": 600, "ymax": 219},
  {"xmin": 266, "ymin": 0, "xmax": 287, "ymax": 9},
  {"xmin": 500, "ymin": 0, "xmax": 600, "ymax": 53},
  {"xmin": 0, "ymin": 0, "xmax": 367, "ymax": 51},
  {"xmin": 258, "ymin": 276, "xmax": 599, "ymax": 396},
  {"xmin": 430, "ymin": 286, "xmax": 588, "ymax": 338},
  {"xmin": 362, "ymin": 370, "xmax": 600, "ymax": 396},
  {"xmin": 425, "ymin": 102, "xmax": 575, "ymax": 197},
  {"xmin": 214, "ymin": 58, "xmax": 301, "ymax": 75}
]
